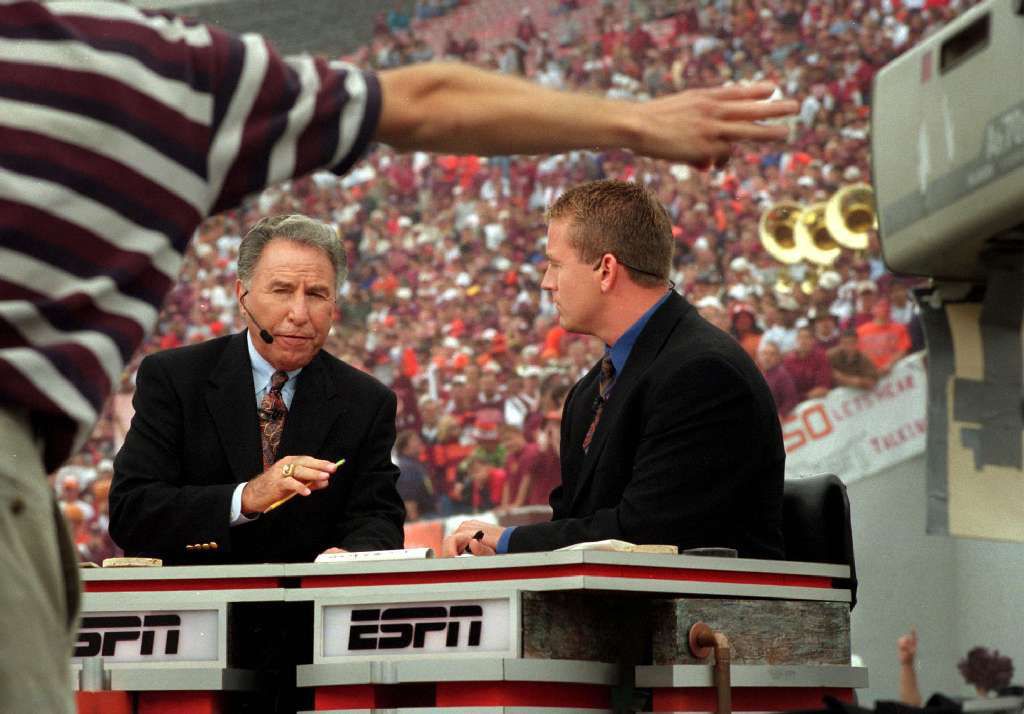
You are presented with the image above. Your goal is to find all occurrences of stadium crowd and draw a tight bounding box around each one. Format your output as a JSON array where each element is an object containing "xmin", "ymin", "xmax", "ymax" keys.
[{"xmin": 56, "ymin": 0, "xmax": 968, "ymax": 559}]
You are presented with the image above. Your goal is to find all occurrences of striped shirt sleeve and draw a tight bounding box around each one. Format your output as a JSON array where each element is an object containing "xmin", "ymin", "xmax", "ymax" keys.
[{"xmin": 0, "ymin": 0, "xmax": 381, "ymax": 470}]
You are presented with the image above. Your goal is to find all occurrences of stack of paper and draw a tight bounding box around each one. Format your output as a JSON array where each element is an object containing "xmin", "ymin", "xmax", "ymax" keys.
[
  {"xmin": 556, "ymin": 540, "xmax": 678, "ymax": 554},
  {"xmin": 314, "ymin": 547, "xmax": 434, "ymax": 563}
]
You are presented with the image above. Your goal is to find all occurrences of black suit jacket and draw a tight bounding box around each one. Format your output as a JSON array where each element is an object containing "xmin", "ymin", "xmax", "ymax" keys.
[
  {"xmin": 508, "ymin": 292, "xmax": 785, "ymax": 558},
  {"xmin": 110, "ymin": 332, "xmax": 405, "ymax": 564}
]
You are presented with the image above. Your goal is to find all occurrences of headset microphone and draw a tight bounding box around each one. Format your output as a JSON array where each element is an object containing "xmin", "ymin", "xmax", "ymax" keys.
[{"xmin": 239, "ymin": 291, "xmax": 274, "ymax": 344}]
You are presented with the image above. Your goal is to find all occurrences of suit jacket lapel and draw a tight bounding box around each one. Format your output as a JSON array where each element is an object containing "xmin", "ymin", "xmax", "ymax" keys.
[
  {"xmin": 205, "ymin": 332, "xmax": 262, "ymax": 483},
  {"xmin": 559, "ymin": 365, "xmax": 600, "ymax": 503},
  {"xmin": 277, "ymin": 351, "xmax": 344, "ymax": 460},
  {"xmin": 567, "ymin": 292, "xmax": 691, "ymax": 512}
]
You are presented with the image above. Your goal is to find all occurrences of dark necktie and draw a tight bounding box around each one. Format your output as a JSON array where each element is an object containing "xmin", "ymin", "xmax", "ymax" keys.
[
  {"xmin": 259, "ymin": 370, "xmax": 289, "ymax": 470},
  {"xmin": 582, "ymin": 356, "xmax": 616, "ymax": 453}
]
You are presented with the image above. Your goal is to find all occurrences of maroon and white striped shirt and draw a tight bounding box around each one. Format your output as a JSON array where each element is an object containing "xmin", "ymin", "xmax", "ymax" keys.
[{"xmin": 0, "ymin": 1, "xmax": 381, "ymax": 470}]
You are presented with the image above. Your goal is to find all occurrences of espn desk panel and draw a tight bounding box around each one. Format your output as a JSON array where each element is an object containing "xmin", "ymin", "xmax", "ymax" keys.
[
  {"xmin": 76, "ymin": 564, "xmax": 288, "ymax": 713},
  {"xmin": 283, "ymin": 551, "xmax": 862, "ymax": 713},
  {"xmin": 76, "ymin": 553, "xmax": 861, "ymax": 712}
]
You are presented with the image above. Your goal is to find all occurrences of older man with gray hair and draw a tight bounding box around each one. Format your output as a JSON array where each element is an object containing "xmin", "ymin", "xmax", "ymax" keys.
[{"xmin": 110, "ymin": 215, "xmax": 405, "ymax": 564}]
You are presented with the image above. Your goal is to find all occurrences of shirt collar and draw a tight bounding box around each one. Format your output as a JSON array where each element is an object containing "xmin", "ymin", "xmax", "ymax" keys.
[
  {"xmin": 607, "ymin": 289, "xmax": 672, "ymax": 375},
  {"xmin": 247, "ymin": 331, "xmax": 303, "ymax": 397}
]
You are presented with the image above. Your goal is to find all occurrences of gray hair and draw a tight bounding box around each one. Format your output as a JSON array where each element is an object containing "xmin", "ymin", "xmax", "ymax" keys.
[{"xmin": 237, "ymin": 214, "xmax": 347, "ymax": 290}]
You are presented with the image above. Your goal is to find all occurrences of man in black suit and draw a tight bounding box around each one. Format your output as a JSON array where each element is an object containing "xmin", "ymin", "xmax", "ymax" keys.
[
  {"xmin": 110, "ymin": 215, "xmax": 404, "ymax": 564},
  {"xmin": 444, "ymin": 180, "xmax": 784, "ymax": 559}
]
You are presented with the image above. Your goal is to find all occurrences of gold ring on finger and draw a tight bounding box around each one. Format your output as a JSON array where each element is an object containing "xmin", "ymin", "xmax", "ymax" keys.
[{"xmin": 282, "ymin": 463, "xmax": 294, "ymax": 477}]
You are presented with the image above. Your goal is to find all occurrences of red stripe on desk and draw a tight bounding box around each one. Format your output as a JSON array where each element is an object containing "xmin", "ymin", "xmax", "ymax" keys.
[
  {"xmin": 652, "ymin": 686, "xmax": 854, "ymax": 711},
  {"xmin": 314, "ymin": 683, "xmax": 436, "ymax": 710},
  {"xmin": 137, "ymin": 691, "xmax": 225, "ymax": 714},
  {"xmin": 84, "ymin": 577, "xmax": 282, "ymax": 593},
  {"xmin": 300, "ymin": 564, "xmax": 833, "ymax": 590}
]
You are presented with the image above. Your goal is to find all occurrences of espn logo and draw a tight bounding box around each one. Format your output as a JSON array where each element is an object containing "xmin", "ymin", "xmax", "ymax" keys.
[
  {"xmin": 348, "ymin": 605, "xmax": 483, "ymax": 650},
  {"xmin": 75, "ymin": 615, "xmax": 181, "ymax": 657}
]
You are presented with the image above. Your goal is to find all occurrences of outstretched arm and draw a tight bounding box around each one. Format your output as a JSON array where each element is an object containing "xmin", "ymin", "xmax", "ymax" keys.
[{"xmin": 377, "ymin": 63, "xmax": 796, "ymax": 167}]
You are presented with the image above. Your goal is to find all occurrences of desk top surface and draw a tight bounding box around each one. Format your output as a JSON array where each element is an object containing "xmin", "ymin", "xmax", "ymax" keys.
[{"xmin": 81, "ymin": 551, "xmax": 848, "ymax": 594}]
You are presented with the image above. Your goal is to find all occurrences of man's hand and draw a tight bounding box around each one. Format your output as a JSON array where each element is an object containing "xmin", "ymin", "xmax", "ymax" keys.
[
  {"xmin": 241, "ymin": 456, "xmax": 337, "ymax": 513},
  {"xmin": 630, "ymin": 82, "xmax": 797, "ymax": 168},
  {"xmin": 441, "ymin": 520, "xmax": 505, "ymax": 557},
  {"xmin": 897, "ymin": 627, "xmax": 918, "ymax": 666},
  {"xmin": 319, "ymin": 547, "xmax": 349, "ymax": 556}
]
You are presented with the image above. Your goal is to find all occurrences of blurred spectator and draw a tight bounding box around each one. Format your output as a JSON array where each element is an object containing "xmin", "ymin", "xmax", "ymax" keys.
[
  {"xmin": 57, "ymin": 473, "xmax": 94, "ymax": 523},
  {"xmin": 516, "ymin": 8, "xmax": 538, "ymax": 45},
  {"xmin": 900, "ymin": 630, "xmax": 1021, "ymax": 708},
  {"xmin": 889, "ymin": 282, "xmax": 918, "ymax": 325},
  {"xmin": 697, "ymin": 296, "xmax": 730, "ymax": 333},
  {"xmin": 504, "ymin": 370, "xmax": 541, "ymax": 428},
  {"xmin": 783, "ymin": 326, "xmax": 832, "ymax": 401},
  {"xmin": 758, "ymin": 340, "xmax": 799, "ymax": 418},
  {"xmin": 504, "ymin": 410, "xmax": 562, "ymax": 508},
  {"xmin": 475, "ymin": 369, "xmax": 506, "ymax": 413},
  {"xmin": 857, "ymin": 299, "xmax": 911, "ymax": 374},
  {"xmin": 959, "ymin": 646, "xmax": 1015, "ymax": 698},
  {"xmin": 762, "ymin": 296, "xmax": 801, "ymax": 354},
  {"xmin": 845, "ymin": 280, "xmax": 880, "ymax": 330},
  {"xmin": 431, "ymin": 415, "xmax": 474, "ymax": 513},
  {"xmin": 419, "ymin": 397, "xmax": 442, "ymax": 445},
  {"xmin": 829, "ymin": 329, "xmax": 879, "ymax": 391},
  {"xmin": 452, "ymin": 455, "xmax": 505, "ymax": 514},
  {"xmin": 810, "ymin": 310, "xmax": 841, "ymax": 351},
  {"xmin": 395, "ymin": 430, "xmax": 435, "ymax": 521},
  {"xmin": 730, "ymin": 303, "xmax": 762, "ymax": 361}
]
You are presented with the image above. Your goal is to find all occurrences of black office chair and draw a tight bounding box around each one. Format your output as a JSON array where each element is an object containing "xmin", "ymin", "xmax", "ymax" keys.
[{"xmin": 782, "ymin": 473, "xmax": 858, "ymax": 609}]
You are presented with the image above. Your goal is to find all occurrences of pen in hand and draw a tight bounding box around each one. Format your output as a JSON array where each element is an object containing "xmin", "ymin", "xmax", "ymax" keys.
[
  {"xmin": 461, "ymin": 530, "xmax": 485, "ymax": 555},
  {"xmin": 264, "ymin": 458, "xmax": 344, "ymax": 514}
]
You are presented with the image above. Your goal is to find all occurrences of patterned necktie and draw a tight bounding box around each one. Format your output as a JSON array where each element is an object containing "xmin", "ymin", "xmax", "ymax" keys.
[
  {"xmin": 259, "ymin": 370, "xmax": 289, "ymax": 470},
  {"xmin": 582, "ymin": 356, "xmax": 616, "ymax": 453}
]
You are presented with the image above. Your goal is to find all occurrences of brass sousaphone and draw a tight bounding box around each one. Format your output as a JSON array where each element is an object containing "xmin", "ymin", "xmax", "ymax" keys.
[
  {"xmin": 793, "ymin": 202, "xmax": 841, "ymax": 293},
  {"xmin": 825, "ymin": 182, "xmax": 877, "ymax": 251},
  {"xmin": 758, "ymin": 201, "xmax": 804, "ymax": 294}
]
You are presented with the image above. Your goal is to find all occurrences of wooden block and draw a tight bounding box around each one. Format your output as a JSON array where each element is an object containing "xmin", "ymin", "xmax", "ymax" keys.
[
  {"xmin": 651, "ymin": 598, "xmax": 850, "ymax": 665},
  {"xmin": 521, "ymin": 591, "xmax": 649, "ymax": 664}
]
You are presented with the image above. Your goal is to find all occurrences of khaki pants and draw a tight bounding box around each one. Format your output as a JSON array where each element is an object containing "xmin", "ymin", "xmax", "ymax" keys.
[{"xmin": 0, "ymin": 409, "xmax": 79, "ymax": 713}]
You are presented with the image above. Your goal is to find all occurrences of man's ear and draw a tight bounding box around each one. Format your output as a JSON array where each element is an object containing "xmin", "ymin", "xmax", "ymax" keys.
[{"xmin": 599, "ymin": 254, "xmax": 619, "ymax": 293}]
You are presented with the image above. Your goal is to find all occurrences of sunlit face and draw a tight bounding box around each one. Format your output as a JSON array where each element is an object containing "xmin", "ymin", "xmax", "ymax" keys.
[
  {"xmin": 734, "ymin": 313, "xmax": 754, "ymax": 332},
  {"xmin": 796, "ymin": 329, "xmax": 815, "ymax": 354},
  {"xmin": 237, "ymin": 239, "xmax": 337, "ymax": 372},
  {"xmin": 872, "ymin": 300, "xmax": 890, "ymax": 323},
  {"xmin": 814, "ymin": 316, "xmax": 836, "ymax": 339},
  {"xmin": 758, "ymin": 343, "xmax": 781, "ymax": 371},
  {"xmin": 540, "ymin": 218, "xmax": 601, "ymax": 336}
]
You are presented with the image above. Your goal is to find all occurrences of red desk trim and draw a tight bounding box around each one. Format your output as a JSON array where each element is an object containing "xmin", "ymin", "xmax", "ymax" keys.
[
  {"xmin": 84, "ymin": 577, "xmax": 282, "ymax": 593},
  {"xmin": 312, "ymin": 682, "xmax": 610, "ymax": 710},
  {"xmin": 300, "ymin": 564, "xmax": 833, "ymax": 590}
]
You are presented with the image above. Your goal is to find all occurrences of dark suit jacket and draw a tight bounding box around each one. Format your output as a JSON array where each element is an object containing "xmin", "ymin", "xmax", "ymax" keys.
[
  {"xmin": 508, "ymin": 292, "xmax": 785, "ymax": 558},
  {"xmin": 110, "ymin": 332, "xmax": 405, "ymax": 564}
]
